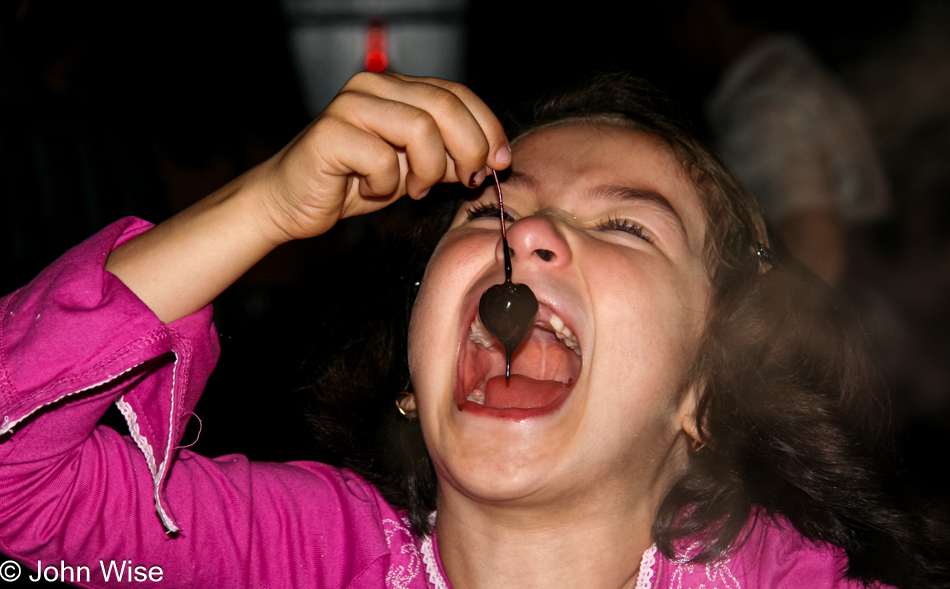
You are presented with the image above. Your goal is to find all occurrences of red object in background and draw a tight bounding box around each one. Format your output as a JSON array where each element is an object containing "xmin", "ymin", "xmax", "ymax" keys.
[{"xmin": 365, "ymin": 20, "xmax": 388, "ymax": 73}]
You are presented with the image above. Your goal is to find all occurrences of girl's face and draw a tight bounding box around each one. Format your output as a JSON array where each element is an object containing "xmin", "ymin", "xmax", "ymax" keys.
[{"xmin": 409, "ymin": 123, "xmax": 710, "ymax": 513}]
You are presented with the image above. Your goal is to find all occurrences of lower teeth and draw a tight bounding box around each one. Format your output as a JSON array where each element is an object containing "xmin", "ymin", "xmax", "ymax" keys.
[{"xmin": 467, "ymin": 389, "xmax": 486, "ymax": 405}]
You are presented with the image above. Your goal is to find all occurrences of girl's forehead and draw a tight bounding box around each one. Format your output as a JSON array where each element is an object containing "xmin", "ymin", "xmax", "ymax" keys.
[
  {"xmin": 510, "ymin": 114, "xmax": 643, "ymax": 145},
  {"xmin": 510, "ymin": 122, "xmax": 689, "ymax": 185}
]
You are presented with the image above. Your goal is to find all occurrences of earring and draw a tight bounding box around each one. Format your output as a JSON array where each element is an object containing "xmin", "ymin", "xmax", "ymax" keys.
[
  {"xmin": 690, "ymin": 437, "xmax": 706, "ymax": 453},
  {"xmin": 395, "ymin": 392, "xmax": 418, "ymax": 420},
  {"xmin": 756, "ymin": 243, "xmax": 773, "ymax": 273}
]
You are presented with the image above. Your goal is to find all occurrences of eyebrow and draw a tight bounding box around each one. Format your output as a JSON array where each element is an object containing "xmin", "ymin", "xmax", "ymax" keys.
[
  {"xmin": 501, "ymin": 170, "xmax": 538, "ymax": 192},
  {"xmin": 502, "ymin": 171, "xmax": 689, "ymax": 244}
]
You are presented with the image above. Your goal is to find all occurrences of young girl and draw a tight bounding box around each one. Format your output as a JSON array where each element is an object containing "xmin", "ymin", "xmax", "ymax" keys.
[{"xmin": 0, "ymin": 72, "xmax": 942, "ymax": 588}]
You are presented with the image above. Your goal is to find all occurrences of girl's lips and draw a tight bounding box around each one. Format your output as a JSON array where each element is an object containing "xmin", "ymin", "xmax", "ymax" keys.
[{"xmin": 454, "ymin": 286, "xmax": 583, "ymax": 421}]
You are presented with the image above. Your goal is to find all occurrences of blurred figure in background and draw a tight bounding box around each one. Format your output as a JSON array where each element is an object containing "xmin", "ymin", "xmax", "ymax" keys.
[{"xmin": 666, "ymin": 0, "xmax": 890, "ymax": 284}]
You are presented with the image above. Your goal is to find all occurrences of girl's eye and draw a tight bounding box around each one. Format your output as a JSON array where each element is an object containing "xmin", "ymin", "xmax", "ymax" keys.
[
  {"xmin": 595, "ymin": 217, "xmax": 653, "ymax": 244},
  {"xmin": 467, "ymin": 202, "xmax": 513, "ymax": 222}
]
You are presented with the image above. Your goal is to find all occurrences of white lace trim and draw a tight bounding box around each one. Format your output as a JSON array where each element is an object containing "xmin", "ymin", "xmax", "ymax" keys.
[
  {"xmin": 116, "ymin": 396, "xmax": 157, "ymax": 474},
  {"xmin": 636, "ymin": 544, "xmax": 658, "ymax": 589},
  {"xmin": 419, "ymin": 512, "xmax": 447, "ymax": 589},
  {"xmin": 115, "ymin": 352, "xmax": 180, "ymax": 533},
  {"xmin": 420, "ymin": 533, "xmax": 448, "ymax": 589},
  {"xmin": 153, "ymin": 350, "xmax": 180, "ymax": 531}
]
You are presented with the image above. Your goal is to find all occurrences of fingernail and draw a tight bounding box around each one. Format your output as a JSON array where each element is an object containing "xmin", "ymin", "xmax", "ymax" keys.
[
  {"xmin": 496, "ymin": 142, "xmax": 511, "ymax": 164},
  {"xmin": 417, "ymin": 187, "xmax": 430, "ymax": 199},
  {"xmin": 469, "ymin": 169, "xmax": 486, "ymax": 187}
]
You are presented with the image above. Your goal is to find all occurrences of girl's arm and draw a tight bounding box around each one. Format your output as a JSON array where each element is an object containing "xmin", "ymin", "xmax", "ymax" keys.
[
  {"xmin": 0, "ymin": 72, "xmax": 507, "ymax": 587},
  {"xmin": 105, "ymin": 72, "xmax": 510, "ymax": 323}
]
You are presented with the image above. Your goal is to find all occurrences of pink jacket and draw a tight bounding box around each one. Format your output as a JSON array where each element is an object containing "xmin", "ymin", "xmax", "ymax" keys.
[{"xmin": 0, "ymin": 218, "xmax": 883, "ymax": 588}]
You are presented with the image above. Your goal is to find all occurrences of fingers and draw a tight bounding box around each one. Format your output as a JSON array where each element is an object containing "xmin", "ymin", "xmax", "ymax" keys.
[
  {"xmin": 323, "ymin": 92, "xmax": 452, "ymax": 198},
  {"xmin": 387, "ymin": 73, "xmax": 511, "ymax": 172},
  {"xmin": 335, "ymin": 72, "xmax": 510, "ymax": 193},
  {"xmin": 324, "ymin": 117, "xmax": 403, "ymax": 199},
  {"xmin": 264, "ymin": 72, "xmax": 509, "ymax": 241},
  {"xmin": 384, "ymin": 72, "xmax": 511, "ymax": 172}
]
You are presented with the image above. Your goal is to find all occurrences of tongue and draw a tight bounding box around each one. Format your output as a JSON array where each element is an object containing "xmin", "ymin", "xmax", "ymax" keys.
[{"xmin": 484, "ymin": 375, "xmax": 569, "ymax": 409}]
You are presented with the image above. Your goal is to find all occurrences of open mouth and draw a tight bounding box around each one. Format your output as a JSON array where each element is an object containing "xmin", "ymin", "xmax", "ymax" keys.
[{"xmin": 455, "ymin": 296, "xmax": 583, "ymax": 420}]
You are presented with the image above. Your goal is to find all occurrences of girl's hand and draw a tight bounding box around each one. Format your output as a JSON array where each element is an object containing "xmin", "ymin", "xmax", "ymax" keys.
[
  {"xmin": 252, "ymin": 71, "xmax": 511, "ymax": 244},
  {"xmin": 105, "ymin": 72, "xmax": 508, "ymax": 323}
]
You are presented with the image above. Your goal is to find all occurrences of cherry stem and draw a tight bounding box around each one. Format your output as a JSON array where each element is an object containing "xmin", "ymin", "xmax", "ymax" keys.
[{"xmin": 492, "ymin": 170, "xmax": 512, "ymax": 282}]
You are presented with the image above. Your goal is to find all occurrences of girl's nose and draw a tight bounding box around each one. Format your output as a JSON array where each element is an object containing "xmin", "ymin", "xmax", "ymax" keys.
[{"xmin": 498, "ymin": 216, "xmax": 572, "ymax": 269}]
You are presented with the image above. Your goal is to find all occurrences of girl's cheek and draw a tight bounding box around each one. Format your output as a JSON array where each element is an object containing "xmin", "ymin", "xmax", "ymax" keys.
[{"xmin": 407, "ymin": 249, "xmax": 456, "ymax": 369}]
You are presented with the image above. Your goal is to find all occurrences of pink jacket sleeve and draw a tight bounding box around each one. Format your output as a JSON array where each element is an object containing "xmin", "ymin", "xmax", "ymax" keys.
[{"xmin": 0, "ymin": 218, "xmax": 411, "ymax": 589}]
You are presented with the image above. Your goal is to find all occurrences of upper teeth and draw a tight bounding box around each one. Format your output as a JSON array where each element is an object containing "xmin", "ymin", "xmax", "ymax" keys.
[
  {"xmin": 550, "ymin": 315, "xmax": 581, "ymax": 355},
  {"xmin": 469, "ymin": 318, "xmax": 495, "ymax": 348},
  {"xmin": 470, "ymin": 313, "xmax": 581, "ymax": 356}
]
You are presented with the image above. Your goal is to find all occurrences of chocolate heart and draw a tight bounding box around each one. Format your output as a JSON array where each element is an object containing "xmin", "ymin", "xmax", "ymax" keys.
[{"xmin": 479, "ymin": 277, "xmax": 539, "ymax": 379}]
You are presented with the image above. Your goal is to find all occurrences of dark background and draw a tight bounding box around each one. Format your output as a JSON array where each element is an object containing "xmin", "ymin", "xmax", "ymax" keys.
[{"xmin": 1, "ymin": 1, "xmax": 947, "ymax": 584}]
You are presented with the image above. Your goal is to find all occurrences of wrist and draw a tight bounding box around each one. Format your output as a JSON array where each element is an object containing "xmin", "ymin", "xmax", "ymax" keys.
[{"xmin": 236, "ymin": 155, "xmax": 338, "ymax": 247}]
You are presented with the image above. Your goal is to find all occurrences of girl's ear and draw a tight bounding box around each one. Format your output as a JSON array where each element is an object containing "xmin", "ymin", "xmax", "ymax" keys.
[
  {"xmin": 678, "ymin": 383, "xmax": 703, "ymax": 447},
  {"xmin": 396, "ymin": 392, "xmax": 419, "ymax": 420}
]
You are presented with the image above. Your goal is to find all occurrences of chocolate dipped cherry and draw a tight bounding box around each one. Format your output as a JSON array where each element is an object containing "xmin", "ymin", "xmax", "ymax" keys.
[{"xmin": 477, "ymin": 170, "xmax": 539, "ymax": 380}]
